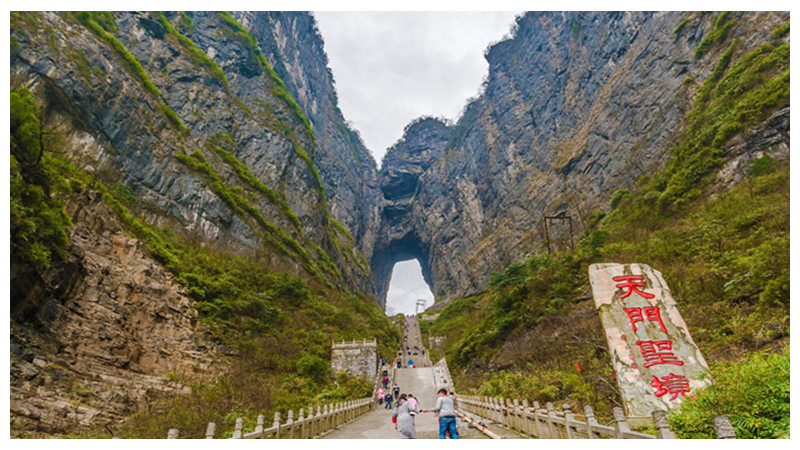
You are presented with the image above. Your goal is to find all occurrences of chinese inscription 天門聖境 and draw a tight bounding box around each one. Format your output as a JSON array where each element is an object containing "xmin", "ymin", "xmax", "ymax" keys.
[{"xmin": 589, "ymin": 264, "xmax": 712, "ymax": 420}]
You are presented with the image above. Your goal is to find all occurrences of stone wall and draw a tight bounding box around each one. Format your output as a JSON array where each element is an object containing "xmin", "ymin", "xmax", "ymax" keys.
[{"xmin": 330, "ymin": 340, "xmax": 378, "ymax": 381}]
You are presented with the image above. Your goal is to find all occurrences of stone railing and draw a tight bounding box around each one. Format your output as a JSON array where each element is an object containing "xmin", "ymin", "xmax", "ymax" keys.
[
  {"xmin": 165, "ymin": 398, "xmax": 374, "ymax": 439},
  {"xmin": 331, "ymin": 339, "xmax": 377, "ymax": 349},
  {"xmin": 433, "ymin": 358, "xmax": 453, "ymax": 391},
  {"xmin": 456, "ymin": 395, "xmax": 739, "ymax": 439}
]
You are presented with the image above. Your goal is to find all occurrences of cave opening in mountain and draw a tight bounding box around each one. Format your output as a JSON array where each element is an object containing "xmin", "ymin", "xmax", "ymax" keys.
[
  {"xmin": 384, "ymin": 259, "xmax": 435, "ymax": 317},
  {"xmin": 371, "ymin": 231, "xmax": 434, "ymax": 316}
]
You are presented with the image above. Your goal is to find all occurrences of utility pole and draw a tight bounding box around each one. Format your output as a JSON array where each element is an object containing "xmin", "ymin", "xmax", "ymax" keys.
[{"xmin": 544, "ymin": 215, "xmax": 574, "ymax": 254}]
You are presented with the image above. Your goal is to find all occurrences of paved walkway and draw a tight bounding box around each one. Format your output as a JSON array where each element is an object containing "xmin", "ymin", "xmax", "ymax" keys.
[{"xmin": 323, "ymin": 317, "xmax": 508, "ymax": 439}]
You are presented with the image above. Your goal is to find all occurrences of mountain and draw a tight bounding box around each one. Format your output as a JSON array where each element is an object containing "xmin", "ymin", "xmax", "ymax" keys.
[
  {"xmin": 377, "ymin": 11, "xmax": 789, "ymax": 305},
  {"xmin": 9, "ymin": 11, "xmax": 789, "ymax": 437}
]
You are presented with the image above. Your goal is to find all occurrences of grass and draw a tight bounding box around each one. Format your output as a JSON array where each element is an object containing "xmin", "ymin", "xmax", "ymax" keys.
[
  {"xmin": 673, "ymin": 16, "xmax": 691, "ymax": 35},
  {"xmin": 75, "ymin": 12, "xmax": 160, "ymax": 97},
  {"xmin": 157, "ymin": 102, "xmax": 190, "ymax": 135},
  {"xmin": 694, "ymin": 12, "xmax": 735, "ymax": 59},
  {"xmin": 174, "ymin": 150, "xmax": 331, "ymax": 285}
]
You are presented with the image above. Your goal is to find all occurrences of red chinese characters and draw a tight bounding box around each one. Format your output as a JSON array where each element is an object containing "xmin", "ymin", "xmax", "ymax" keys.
[
  {"xmin": 650, "ymin": 373, "xmax": 691, "ymax": 400},
  {"xmin": 635, "ymin": 340, "xmax": 685, "ymax": 368},
  {"xmin": 624, "ymin": 307, "xmax": 668, "ymax": 333},
  {"xmin": 613, "ymin": 275, "xmax": 655, "ymax": 299}
]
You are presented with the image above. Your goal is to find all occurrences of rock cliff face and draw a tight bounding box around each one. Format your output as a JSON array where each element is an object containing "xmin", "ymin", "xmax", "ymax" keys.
[
  {"xmin": 8, "ymin": 10, "xmax": 790, "ymax": 435},
  {"xmin": 11, "ymin": 187, "xmax": 215, "ymax": 436},
  {"xmin": 10, "ymin": 11, "xmax": 378, "ymax": 435},
  {"xmin": 375, "ymin": 11, "xmax": 790, "ymax": 305},
  {"xmin": 373, "ymin": 118, "xmax": 451, "ymax": 305},
  {"xmin": 11, "ymin": 11, "xmax": 378, "ymax": 295}
]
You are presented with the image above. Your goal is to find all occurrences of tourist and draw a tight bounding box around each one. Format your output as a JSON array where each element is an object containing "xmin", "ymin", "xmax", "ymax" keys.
[
  {"xmin": 392, "ymin": 394, "xmax": 419, "ymax": 439},
  {"xmin": 382, "ymin": 375, "xmax": 390, "ymax": 389},
  {"xmin": 407, "ymin": 393, "xmax": 418, "ymax": 409},
  {"xmin": 384, "ymin": 392, "xmax": 394, "ymax": 409},
  {"xmin": 392, "ymin": 383, "xmax": 400, "ymax": 399},
  {"xmin": 376, "ymin": 387, "xmax": 385, "ymax": 404},
  {"xmin": 422, "ymin": 389, "xmax": 459, "ymax": 439}
]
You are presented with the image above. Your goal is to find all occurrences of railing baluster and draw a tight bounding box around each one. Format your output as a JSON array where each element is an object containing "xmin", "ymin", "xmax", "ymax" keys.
[
  {"xmin": 205, "ymin": 422, "xmax": 216, "ymax": 439},
  {"xmin": 652, "ymin": 410, "xmax": 675, "ymax": 439},
  {"xmin": 563, "ymin": 404, "xmax": 575, "ymax": 439},
  {"xmin": 612, "ymin": 407, "xmax": 630, "ymax": 439},
  {"xmin": 584, "ymin": 405, "xmax": 597, "ymax": 439},
  {"xmin": 232, "ymin": 417, "xmax": 243, "ymax": 439},
  {"xmin": 255, "ymin": 414, "xmax": 264, "ymax": 435},
  {"xmin": 273, "ymin": 412, "xmax": 281, "ymax": 439},
  {"xmin": 546, "ymin": 402, "xmax": 557, "ymax": 439},
  {"xmin": 286, "ymin": 410, "xmax": 294, "ymax": 439},
  {"xmin": 521, "ymin": 400, "xmax": 531, "ymax": 437},
  {"xmin": 713, "ymin": 415, "xmax": 737, "ymax": 439}
]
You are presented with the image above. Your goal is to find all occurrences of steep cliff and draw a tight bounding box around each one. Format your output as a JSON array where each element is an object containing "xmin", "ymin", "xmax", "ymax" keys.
[
  {"xmin": 11, "ymin": 11, "xmax": 377, "ymax": 296},
  {"xmin": 376, "ymin": 11, "xmax": 790, "ymax": 305},
  {"xmin": 8, "ymin": 10, "xmax": 789, "ymax": 437},
  {"xmin": 10, "ymin": 11, "xmax": 386, "ymax": 436}
]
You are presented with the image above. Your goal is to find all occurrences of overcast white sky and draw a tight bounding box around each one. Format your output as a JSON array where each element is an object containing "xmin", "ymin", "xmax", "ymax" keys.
[
  {"xmin": 313, "ymin": 12, "xmax": 520, "ymax": 316},
  {"xmin": 314, "ymin": 11, "xmax": 521, "ymax": 165}
]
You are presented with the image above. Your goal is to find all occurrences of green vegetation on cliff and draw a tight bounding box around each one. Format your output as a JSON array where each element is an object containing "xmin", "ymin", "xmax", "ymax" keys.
[
  {"xmin": 218, "ymin": 11, "xmax": 316, "ymax": 146},
  {"xmin": 10, "ymin": 87, "xmax": 72, "ymax": 269},
  {"xmin": 9, "ymin": 89, "xmax": 399, "ymax": 437},
  {"xmin": 75, "ymin": 12, "xmax": 160, "ymax": 97},
  {"xmin": 154, "ymin": 12, "xmax": 229, "ymax": 88}
]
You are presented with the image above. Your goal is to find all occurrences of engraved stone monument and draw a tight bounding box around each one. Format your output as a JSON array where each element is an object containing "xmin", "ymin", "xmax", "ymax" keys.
[{"xmin": 589, "ymin": 263, "xmax": 712, "ymax": 424}]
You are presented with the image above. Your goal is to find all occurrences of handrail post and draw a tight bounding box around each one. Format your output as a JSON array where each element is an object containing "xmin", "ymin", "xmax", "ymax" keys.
[
  {"xmin": 652, "ymin": 410, "xmax": 675, "ymax": 439},
  {"xmin": 584, "ymin": 405, "xmax": 597, "ymax": 439},
  {"xmin": 713, "ymin": 416, "xmax": 737, "ymax": 439},
  {"xmin": 167, "ymin": 428, "xmax": 179, "ymax": 439},
  {"xmin": 513, "ymin": 399, "xmax": 521, "ymax": 432},
  {"xmin": 612, "ymin": 407, "xmax": 630, "ymax": 438},
  {"xmin": 521, "ymin": 400, "xmax": 531, "ymax": 437},
  {"xmin": 255, "ymin": 414, "xmax": 264, "ymax": 435},
  {"xmin": 546, "ymin": 402, "xmax": 557, "ymax": 439},
  {"xmin": 273, "ymin": 412, "xmax": 282, "ymax": 438},
  {"xmin": 563, "ymin": 404, "xmax": 575, "ymax": 439},
  {"xmin": 313, "ymin": 405, "xmax": 320, "ymax": 438},
  {"xmin": 232, "ymin": 417, "xmax": 243, "ymax": 439},
  {"xmin": 298, "ymin": 408, "xmax": 305, "ymax": 439},
  {"xmin": 532, "ymin": 401, "xmax": 544, "ymax": 438},
  {"xmin": 286, "ymin": 410, "xmax": 295, "ymax": 439},
  {"xmin": 205, "ymin": 422, "xmax": 216, "ymax": 439}
]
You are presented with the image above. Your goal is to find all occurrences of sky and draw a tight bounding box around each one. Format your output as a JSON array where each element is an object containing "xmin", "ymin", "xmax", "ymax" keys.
[
  {"xmin": 314, "ymin": 11, "xmax": 521, "ymax": 165},
  {"xmin": 313, "ymin": 12, "xmax": 521, "ymax": 316}
]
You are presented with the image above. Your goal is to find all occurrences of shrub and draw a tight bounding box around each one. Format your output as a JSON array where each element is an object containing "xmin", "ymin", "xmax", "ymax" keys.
[
  {"xmin": 669, "ymin": 349, "xmax": 790, "ymax": 438},
  {"xmin": 750, "ymin": 155, "xmax": 778, "ymax": 177},
  {"xmin": 771, "ymin": 22, "xmax": 789, "ymax": 39},
  {"xmin": 10, "ymin": 87, "xmax": 72, "ymax": 269}
]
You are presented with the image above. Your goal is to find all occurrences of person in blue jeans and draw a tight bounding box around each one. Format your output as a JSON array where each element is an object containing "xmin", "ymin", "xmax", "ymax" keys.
[
  {"xmin": 384, "ymin": 392, "xmax": 394, "ymax": 409},
  {"xmin": 422, "ymin": 388, "xmax": 458, "ymax": 439}
]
